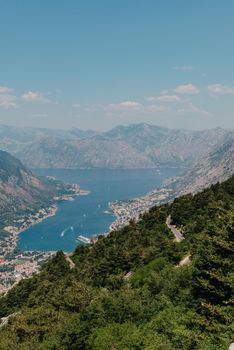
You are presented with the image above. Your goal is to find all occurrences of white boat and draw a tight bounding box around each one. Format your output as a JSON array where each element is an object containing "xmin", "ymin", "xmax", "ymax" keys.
[
  {"xmin": 77, "ymin": 235, "xmax": 91, "ymax": 244},
  {"xmin": 104, "ymin": 210, "xmax": 112, "ymax": 214}
]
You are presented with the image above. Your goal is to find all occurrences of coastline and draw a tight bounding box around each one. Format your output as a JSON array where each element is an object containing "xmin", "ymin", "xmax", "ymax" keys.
[
  {"xmin": 79, "ymin": 187, "xmax": 175, "ymax": 244},
  {"xmin": 108, "ymin": 187, "xmax": 174, "ymax": 232},
  {"xmin": 0, "ymin": 184, "xmax": 91, "ymax": 294},
  {"xmin": 0, "ymin": 205, "xmax": 58, "ymax": 294},
  {"xmin": 5, "ymin": 189, "xmax": 91, "ymax": 255},
  {"xmin": 0, "ymin": 170, "xmax": 179, "ymax": 293},
  {"xmin": 75, "ymin": 187, "xmax": 176, "ymax": 244},
  {"xmin": 3, "ymin": 205, "xmax": 58, "ymax": 255}
]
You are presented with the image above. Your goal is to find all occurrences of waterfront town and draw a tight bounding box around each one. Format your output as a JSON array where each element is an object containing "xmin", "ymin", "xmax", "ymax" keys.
[
  {"xmin": 109, "ymin": 187, "xmax": 174, "ymax": 231},
  {"xmin": 0, "ymin": 250, "xmax": 56, "ymax": 295},
  {"xmin": 0, "ymin": 183, "xmax": 90, "ymax": 295},
  {"xmin": 0, "ymin": 181, "xmax": 174, "ymax": 295}
]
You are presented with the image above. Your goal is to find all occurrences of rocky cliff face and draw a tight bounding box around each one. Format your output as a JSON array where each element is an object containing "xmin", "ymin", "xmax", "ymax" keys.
[{"xmin": 174, "ymin": 132, "xmax": 234, "ymax": 194}]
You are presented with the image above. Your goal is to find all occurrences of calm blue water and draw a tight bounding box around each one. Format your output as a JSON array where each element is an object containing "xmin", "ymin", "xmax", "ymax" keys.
[{"xmin": 18, "ymin": 168, "xmax": 184, "ymax": 252}]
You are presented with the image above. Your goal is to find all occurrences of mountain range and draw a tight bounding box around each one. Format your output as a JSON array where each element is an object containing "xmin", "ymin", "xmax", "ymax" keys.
[
  {"xmin": 0, "ymin": 124, "xmax": 233, "ymax": 348},
  {"xmin": 0, "ymin": 123, "xmax": 230, "ymax": 169},
  {"xmin": 0, "ymin": 123, "xmax": 233, "ymax": 217}
]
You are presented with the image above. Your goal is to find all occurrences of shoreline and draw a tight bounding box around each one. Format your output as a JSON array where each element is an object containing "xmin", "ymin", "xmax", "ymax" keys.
[
  {"xmin": 3, "ymin": 205, "xmax": 58, "ymax": 256},
  {"xmin": 108, "ymin": 187, "xmax": 174, "ymax": 232},
  {"xmin": 78, "ymin": 187, "xmax": 176, "ymax": 244},
  {"xmin": 0, "ymin": 184, "xmax": 91, "ymax": 294},
  {"xmin": 5, "ymin": 205, "xmax": 58, "ymax": 234},
  {"xmin": 14, "ymin": 187, "xmax": 174, "ymax": 249},
  {"xmin": 2, "ymin": 185, "xmax": 91, "ymax": 257},
  {"xmin": 0, "ymin": 175, "xmax": 176, "ymax": 293}
]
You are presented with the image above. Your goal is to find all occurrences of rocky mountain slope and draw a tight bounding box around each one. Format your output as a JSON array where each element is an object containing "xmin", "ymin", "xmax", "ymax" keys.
[
  {"xmin": 14, "ymin": 136, "xmax": 155, "ymax": 169},
  {"xmin": 0, "ymin": 125, "xmax": 98, "ymax": 154},
  {"xmin": 0, "ymin": 124, "xmax": 229, "ymax": 169},
  {"xmin": 174, "ymin": 132, "xmax": 234, "ymax": 194},
  {"xmin": 0, "ymin": 151, "xmax": 57, "ymax": 223},
  {"xmin": 105, "ymin": 123, "xmax": 228, "ymax": 166}
]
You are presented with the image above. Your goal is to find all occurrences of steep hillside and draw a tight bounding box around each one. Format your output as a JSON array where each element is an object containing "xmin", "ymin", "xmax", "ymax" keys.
[
  {"xmin": 0, "ymin": 124, "xmax": 229, "ymax": 169},
  {"xmin": 105, "ymin": 123, "xmax": 228, "ymax": 166},
  {"xmin": 0, "ymin": 151, "xmax": 57, "ymax": 223},
  {"xmin": 0, "ymin": 174, "xmax": 233, "ymax": 349},
  {"xmin": 174, "ymin": 132, "xmax": 234, "ymax": 194}
]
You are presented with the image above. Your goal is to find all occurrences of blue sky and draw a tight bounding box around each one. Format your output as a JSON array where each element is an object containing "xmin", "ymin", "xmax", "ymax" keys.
[{"xmin": 0, "ymin": 0, "xmax": 233, "ymax": 130}]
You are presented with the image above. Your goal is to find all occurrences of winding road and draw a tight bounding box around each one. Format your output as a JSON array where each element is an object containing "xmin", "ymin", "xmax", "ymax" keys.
[{"xmin": 166, "ymin": 215, "xmax": 184, "ymax": 242}]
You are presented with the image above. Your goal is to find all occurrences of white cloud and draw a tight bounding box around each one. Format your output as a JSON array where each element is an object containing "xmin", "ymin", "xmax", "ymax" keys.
[
  {"xmin": 119, "ymin": 101, "xmax": 142, "ymax": 109},
  {"xmin": 0, "ymin": 86, "xmax": 14, "ymax": 94},
  {"xmin": 208, "ymin": 84, "xmax": 234, "ymax": 96},
  {"xmin": 72, "ymin": 104, "xmax": 81, "ymax": 108},
  {"xmin": 108, "ymin": 100, "xmax": 143, "ymax": 111},
  {"xmin": 22, "ymin": 90, "xmax": 50, "ymax": 103},
  {"xmin": 176, "ymin": 103, "xmax": 210, "ymax": 116},
  {"xmin": 147, "ymin": 95, "xmax": 181, "ymax": 103},
  {"xmin": 106, "ymin": 100, "xmax": 169, "ymax": 115},
  {"xmin": 157, "ymin": 95, "xmax": 181, "ymax": 103},
  {"xmin": 0, "ymin": 94, "xmax": 17, "ymax": 108},
  {"xmin": 173, "ymin": 65, "xmax": 194, "ymax": 71},
  {"xmin": 175, "ymin": 83, "xmax": 200, "ymax": 94}
]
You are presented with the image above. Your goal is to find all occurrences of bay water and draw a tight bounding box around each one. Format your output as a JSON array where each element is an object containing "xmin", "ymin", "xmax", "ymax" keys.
[{"xmin": 18, "ymin": 168, "xmax": 184, "ymax": 252}]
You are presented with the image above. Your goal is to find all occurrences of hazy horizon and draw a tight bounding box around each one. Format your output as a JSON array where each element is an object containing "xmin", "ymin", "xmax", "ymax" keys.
[{"xmin": 0, "ymin": 121, "xmax": 232, "ymax": 133}]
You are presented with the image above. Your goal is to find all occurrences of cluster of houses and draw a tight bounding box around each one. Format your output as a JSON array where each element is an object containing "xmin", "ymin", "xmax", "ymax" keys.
[{"xmin": 109, "ymin": 188, "xmax": 173, "ymax": 231}]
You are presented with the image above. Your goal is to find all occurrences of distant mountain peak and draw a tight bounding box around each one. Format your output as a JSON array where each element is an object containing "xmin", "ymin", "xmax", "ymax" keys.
[{"xmin": 0, "ymin": 123, "xmax": 230, "ymax": 170}]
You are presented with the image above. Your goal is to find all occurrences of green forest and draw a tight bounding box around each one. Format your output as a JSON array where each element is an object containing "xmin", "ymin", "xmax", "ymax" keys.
[{"xmin": 0, "ymin": 175, "xmax": 233, "ymax": 349}]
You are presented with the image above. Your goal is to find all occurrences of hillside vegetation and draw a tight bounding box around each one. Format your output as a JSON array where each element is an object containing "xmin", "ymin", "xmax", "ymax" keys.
[{"xmin": 0, "ymin": 175, "xmax": 233, "ymax": 349}]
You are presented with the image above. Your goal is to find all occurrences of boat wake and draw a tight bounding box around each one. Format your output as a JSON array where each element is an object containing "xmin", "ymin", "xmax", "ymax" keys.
[{"xmin": 61, "ymin": 226, "xmax": 74, "ymax": 237}]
